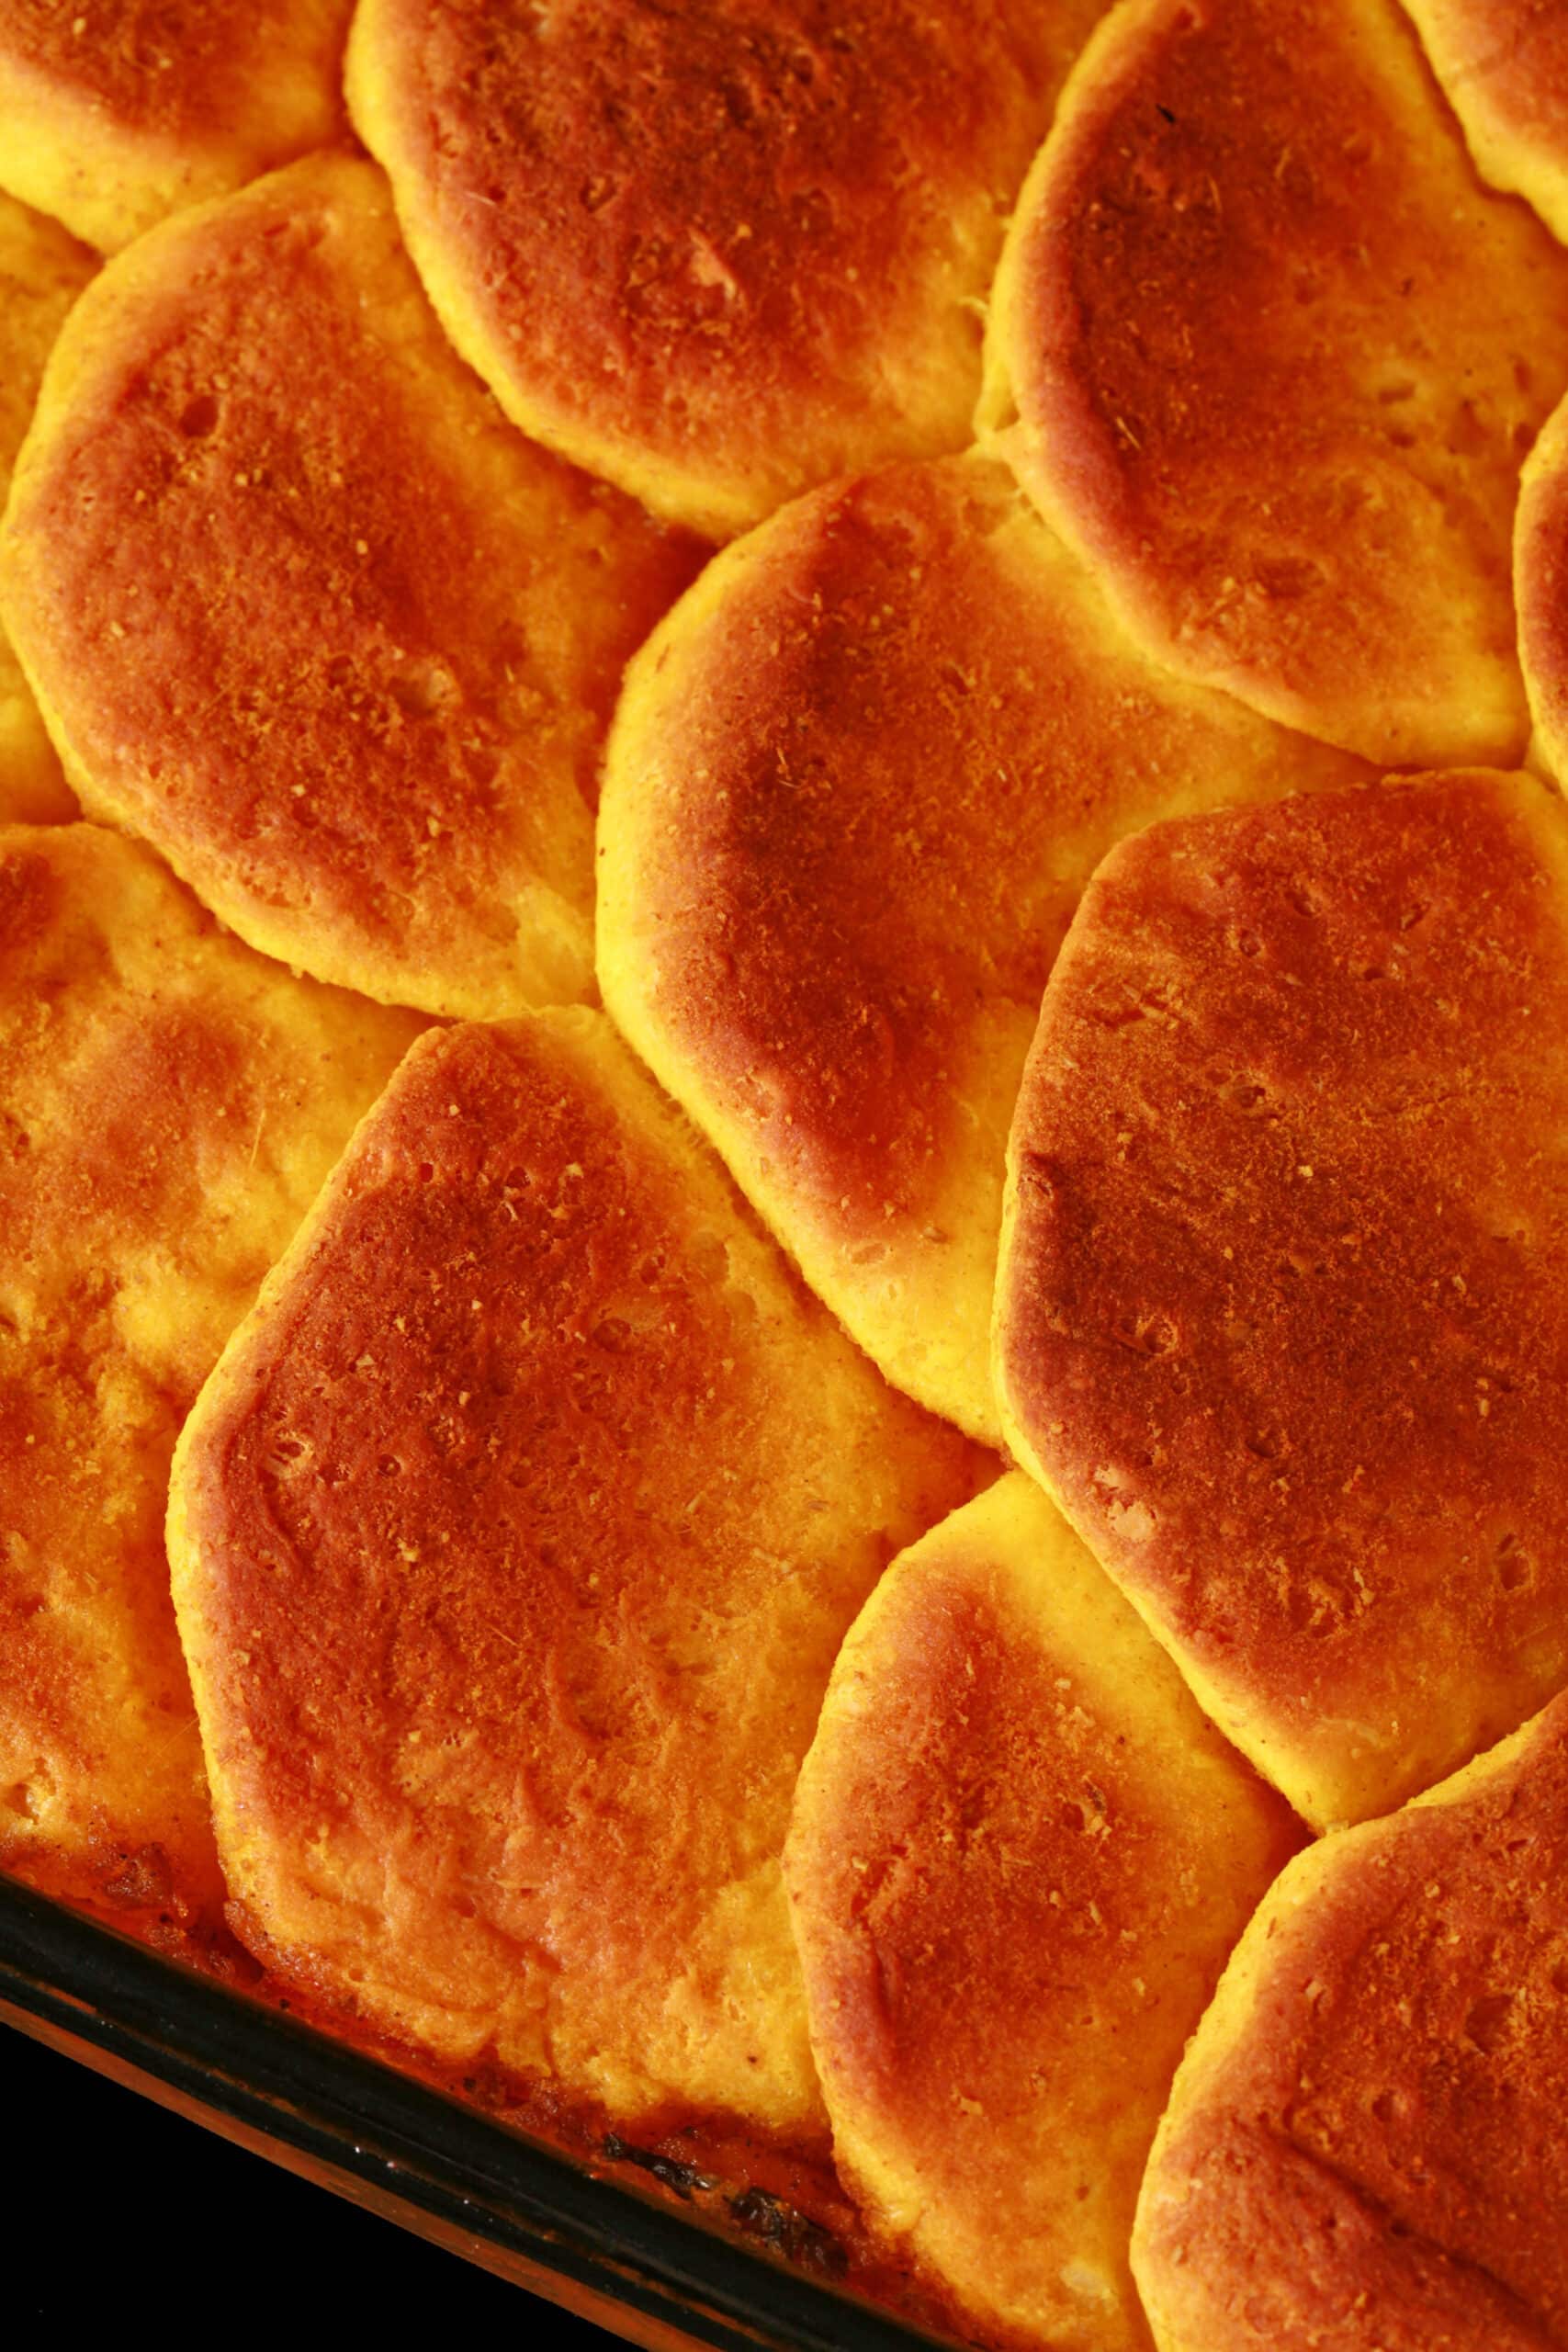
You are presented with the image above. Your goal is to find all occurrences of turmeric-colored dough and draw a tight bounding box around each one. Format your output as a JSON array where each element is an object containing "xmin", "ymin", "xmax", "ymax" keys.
[
  {"xmin": 170, "ymin": 1009, "xmax": 982, "ymax": 2127},
  {"xmin": 787, "ymin": 1473, "xmax": 1300, "ymax": 2351},
  {"xmin": 1514, "ymin": 386, "xmax": 1568, "ymax": 787},
  {"xmin": 599, "ymin": 453, "xmax": 1364, "ymax": 1444},
  {"xmin": 347, "ymin": 0, "xmax": 1108, "ymax": 537},
  {"xmin": 0, "ymin": 187, "xmax": 93, "ymax": 823},
  {"xmin": 0, "ymin": 153, "xmax": 701, "ymax": 1019},
  {"xmin": 0, "ymin": 822, "xmax": 420, "ymax": 1931},
  {"xmin": 981, "ymin": 0, "xmax": 1568, "ymax": 765},
  {"xmin": 0, "ymin": 0, "xmax": 355, "ymax": 251},
  {"xmin": 997, "ymin": 770, "xmax": 1568, "ymax": 1829},
  {"xmin": 1135, "ymin": 1692, "xmax": 1568, "ymax": 2349},
  {"xmin": 1403, "ymin": 0, "xmax": 1568, "ymax": 245}
]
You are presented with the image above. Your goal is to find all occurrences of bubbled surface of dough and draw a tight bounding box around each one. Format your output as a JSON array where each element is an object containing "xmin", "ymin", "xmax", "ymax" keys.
[
  {"xmin": 171, "ymin": 1009, "xmax": 984, "ymax": 2129},
  {"xmin": 0, "ymin": 821, "xmax": 421, "ymax": 1927}
]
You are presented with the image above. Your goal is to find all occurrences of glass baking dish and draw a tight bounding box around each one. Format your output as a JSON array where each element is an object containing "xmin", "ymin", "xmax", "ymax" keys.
[{"xmin": 0, "ymin": 1870, "xmax": 949, "ymax": 2351}]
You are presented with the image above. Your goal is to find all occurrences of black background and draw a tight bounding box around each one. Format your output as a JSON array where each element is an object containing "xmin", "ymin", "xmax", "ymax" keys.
[{"xmin": 7, "ymin": 2018, "xmax": 619, "ymax": 2335}]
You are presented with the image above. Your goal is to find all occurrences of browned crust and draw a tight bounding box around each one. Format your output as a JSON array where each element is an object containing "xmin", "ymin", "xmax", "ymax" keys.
[
  {"xmin": 0, "ymin": 187, "xmax": 94, "ymax": 479},
  {"xmin": 0, "ymin": 0, "xmax": 349, "ymax": 138},
  {"xmin": 610, "ymin": 461, "xmax": 1081, "ymax": 1239},
  {"xmin": 1136, "ymin": 1699, "xmax": 1568, "ymax": 2349},
  {"xmin": 1403, "ymin": 0, "xmax": 1568, "ymax": 234},
  {"xmin": 0, "ymin": 155, "xmax": 701, "ymax": 1015},
  {"xmin": 610, "ymin": 457, "xmax": 1349, "ymax": 1238},
  {"xmin": 174, "ymin": 1012, "xmax": 983, "ymax": 2122},
  {"xmin": 997, "ymin": 771, "xmax": 1568, "ymax": 1826},
  {"xmin": 599, "ymin": 452, "xmax": 1364, "ymax": 1433},
  {"xmin": 1517, "ymin": 393, "xmax": 1568, "ymax": 775},
  {"xmin": 0, "ymin": 188, "xmax": 94, "ymax": 823},
  {"xmin": 992, "ymin": 0, "xmax": 1568, "ymax": 763},
  {"xmin": 786, "ymin": 1477, "xmax": 1300, "ymax": 2350},
  {"xmin": 0, "ymin": 821, "xmax": 420, "ymax": 1929},
  {"xmin": 350, "ymin": 0, "xmax": 1105, "ymax": 532}
]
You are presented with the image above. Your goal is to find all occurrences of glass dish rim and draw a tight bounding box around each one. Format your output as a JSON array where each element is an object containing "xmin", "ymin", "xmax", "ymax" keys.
[{"xmin": 0, "ymin": 1869, "xmax": 946, "ymax": 2352}]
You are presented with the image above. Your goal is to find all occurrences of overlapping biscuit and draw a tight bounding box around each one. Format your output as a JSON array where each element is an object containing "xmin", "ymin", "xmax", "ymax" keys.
[
  {"xmin": 347, "ymin": 0, "xmax": 1107, "ymax": 538},
  {"xmin": 0, "ymin": 823, "xmax": 420, "ymax": 1934},
  {"xmin": 785, "ymin": 1473, "xmax": 1300, "ymax": 2352},
  {"xmin": 168, "ymin": 1010, "xmax": 983, "ymax": 2129},
  {"xmin": 0, "ymin": 153, "xmax": 701, "ymax": 1019},
  {"xmin": 981, "ymin": 0, "xmax": 1568, "ymax": 765},
  {"xmin": 1134, "ymin": 1693, "xmax": 1568, "ymax": 2350},
  {"xmin": 1403, "ymin": 0, "xmax": 1568, "ymax": 244},
  {"xmin": 0, "ymin": 187, "xmax": 94, "ymax": 824},
  {"xmin": 996, "ymin": 771, "xmax": 1568, "ymax": 1829},
  {"xmin": 0, "ymin": 0, "xmax": 355, "ymax": 251},
  {"xmin": 599, "ymin": 453, "xmax": 1366, "ymax": 1444},
  {"xmin": 1515, "ymin": 387, "xmax": 1568, "ymax": 780}
]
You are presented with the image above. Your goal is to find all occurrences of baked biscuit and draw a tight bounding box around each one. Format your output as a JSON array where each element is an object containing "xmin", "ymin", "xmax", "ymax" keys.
[
  {"xmin": 785, "ymin": 1472, "xmax": 1300, "ymax": 2352},
  {"xmin": 0, "ymin": 187, "xmax": 93, "ymax": 824},
  {"xmin": 0, "ymin": 0, "xmax": 355, "ymax": 252},
  {"xmin": 599, "ymin": 454, "xmax": 1365, "ymax": 1445},
  {"xmin": 1403, "ymin": 0, "xmax": 1568, "ymax": 244},
  {"xmin": 980, "ymin": 0, "xmax": 1568, "ymax": 766},
  {"xmin": 1134, "ymin": 1692, "xmax": 1568, "ymax": 2350},
  {"xmin": 0, "ymin": 154, "xmax": 700, "ymax": 1019},
  {"xmin": 0, "ymin": 822, "xmax": 420, "ymax": 1933},
  {"xmin": 169, "ymin": 1011, "xmax": 982, "ymax": 2130},
  {"xmin": 996, "ymin": 771, "xmax": 1568, "ymax": 1830},
  {"xmin": 1515, "ymin": 386, "xmax": 1568, "ymax": 781},
  {"xmin": 346, "ymin": 0, "xmax": 1107, "ymax": 538}
]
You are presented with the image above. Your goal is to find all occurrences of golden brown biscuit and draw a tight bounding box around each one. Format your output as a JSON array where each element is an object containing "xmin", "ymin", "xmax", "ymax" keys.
[
  {"xmin": 0, "ymin": 187, "xmax": 93, "ymax": 823},
  {"xmin": 1134, "ymin": 1693, "xmax": 1568, "ymax": 2351},
  {"xmin": 1403, "ymin": 0, "xmax": 1568, "ymax": 245},
  {"xmin": 0, "ymin": 0, "xmax": 355, "ymax": 252},
  {"xmin": 0, "ymin": 154, "xmax": 701, "ymax": 1019},
  {"xmin": 1516, "ymin": 388, "xmax": 1568, "ymax": 781},
  {"xmin": 996, "ymin": 771, "xmax": 1568, "ymax": 1830},
  {"xmin": 0, "ymin": 822, "xmax": 421, "ymax": 1935},
  {"xmin": 599, "ymin": 454, "xmax": 1366, "ymax": 1445},
  {"xmin": 169, "ymin": 1010, "xmax": 983, "ymax": 2130},
  {"xmin": 980, "ymin": 0, "xmax": 1568, "ymax": 766},
  {"xmin": 785, "ymin": 1473, "xmax": 1301, "ymax": 2352},
  {"xmin": 346, "ymin": 0, "xmax": 1108, "ymax": 538}
]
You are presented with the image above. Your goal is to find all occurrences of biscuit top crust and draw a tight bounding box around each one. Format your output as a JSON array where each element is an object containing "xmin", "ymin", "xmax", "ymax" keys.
[
  {"xmin": 984, "ymin": 0, "xmax": 1568, "ymax": 765},
  {"xmin": 599, "ymin": 452, "xmax": 1365, "ymax": 1440},
  {"xmin": 172, "ymin": 1011, "xmax": 981, "ymax": 2127},
  {"xmin": 997, "ymin": 771, "xmax": 1568, "ymax": 1829},
  {"xmin": 0, "ymin": 188, "xmax": 93, "ymax": 482},
  {"xmin": 1515, "ymin": 390, "xmax": 1568, "ymax": 783},
  {"xmin": 0, "ymin": 2, "xmax": 355, "ymax": 249},
  {"xmin": 0, "ymin": 821, "xmax": 420, "ymax": 1921},
  {"xmin": 347, "ymin": 0, "xmax": 1106, "ymax": 537},
  {"xmin": 1134, "ymin": 1697, "xmax": 1568, "ymax": 2350},
  {"xmin": 0, "ymin": 187, "xmax": 93, "ymax": 824},
  {"xmin": 786, "ymin": 1473, "xmax": 1300, "ymax": 2351},
  {"xmin": 0, "ymin": 0, "xmax": 345, "ymax": 135},
  {"xmin": 1402, "ymin": 0, "xmax": 1568, "ymax": 243},
  {"xmin": 0, "ymin": 154, "xmax": 701, "ymax": 1017}
]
